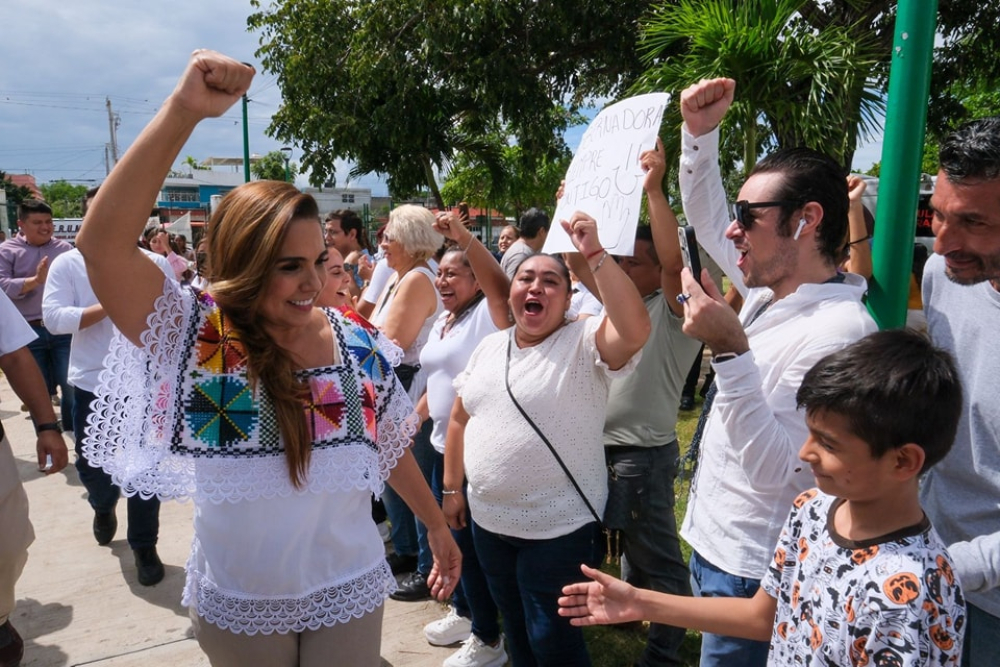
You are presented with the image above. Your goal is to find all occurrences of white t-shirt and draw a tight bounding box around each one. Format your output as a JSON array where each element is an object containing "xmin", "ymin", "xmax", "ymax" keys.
[
  {"xmin": 361, "ymin": 257, "xmax": 393, "ymax": 306},
  {"xmin": 568, "ymin": 282, "xmax": 603, "ymax": 320},
  {"xmin": 456, "ymin": 318, "xmax": 638, "ymax": 540},
  {"xmin": 371, "ymin": 265, "xmax": 443, "ymax": 402},
  {"xmin": 0, "ymin": 291, "xmax": 35, "ymax": 357},
  {"xmin": 0, "ymin": 291, "xmax": 36, "ymax": 413},
  {"xmin": 43, "ymin": 248, "xmax": 174, "ymax": 392},
  {"xmin": 419, "ymin": 299, "xmax": 504, "ymax": 453}
]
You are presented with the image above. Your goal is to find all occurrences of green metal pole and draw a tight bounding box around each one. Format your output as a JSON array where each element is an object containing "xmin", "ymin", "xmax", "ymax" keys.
[
  {"xmin": 242, "ymin": 94, "xmax": 251, "ymax": 183},
  {"xmin": 866, "ymin": 0, "xmax": 937, "ymax": 329}
]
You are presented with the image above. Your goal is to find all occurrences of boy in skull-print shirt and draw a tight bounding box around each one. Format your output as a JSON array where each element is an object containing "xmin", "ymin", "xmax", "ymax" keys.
[
  {"xmin": 764, "ymin": 488, "xmax": 963, "ymax": 665},
  {"xmin": 558, "ymin": 330, "xmax": 965, "ymax": 666}
]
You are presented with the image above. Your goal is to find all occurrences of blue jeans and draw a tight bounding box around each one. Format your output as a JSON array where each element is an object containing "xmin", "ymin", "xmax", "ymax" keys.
[
  {"xmin": 74, "ymin": 387, "xmax": 160, "ymax": 549},
  {"xmin": 383, "ymin": 418, "xmax": 434, "ymax": 562},
  {"xmin": 607, "ymin": 442, "xmax": 690, "ymax": 666},
  {"xmin": 963, "ymin": 603, "xmax": 1000, "ymax": 666},
  {"xmin": 473, "ymin": 520, "xmax": 603, "ymax": 666},
  {"xmin": 689, "ymin": 551, "xmax": 769, "ymax": 667},
  {"xmin": 27, "ymin": 324, "xmax": 73, "ymax": 427},
  {"xmin": 428, "ymin": 450, "xmax": 500, "ymax": 643}
]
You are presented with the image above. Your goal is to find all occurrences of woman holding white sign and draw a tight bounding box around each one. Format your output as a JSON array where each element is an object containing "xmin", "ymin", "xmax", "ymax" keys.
[{"xmin": 442, "ymin": 213, "xmax": 649, "ymax": 666}]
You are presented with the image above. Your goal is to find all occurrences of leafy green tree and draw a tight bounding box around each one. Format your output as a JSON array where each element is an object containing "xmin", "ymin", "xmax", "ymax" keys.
[
  {"xmin": 184, "ymin": 155, "xmax": 209, "ymax": 172},
  {"xmin": 441, "ymin": 144, "xmax": 570, "ymax": 219},
  {"xmin": 251, "ymin": 150, "xmax": 299, "ymax": 182},
  {"xmin": 1, "ymin": 171, "xmax": 34, "ymax": 229},
  {"xmin": 248, "ymin": 0, "xmax": 654, "ymax": 207},
  {"xmin": 39, "ymin": 181, "xmax": 89, "ymax": 218},
  {"xmin": 1, "ymin": 172, "xmax": 33, "ymax": 206},
  {"xmin": 634, "ymin": 0, "xmax": 883, "ymax": 178}
]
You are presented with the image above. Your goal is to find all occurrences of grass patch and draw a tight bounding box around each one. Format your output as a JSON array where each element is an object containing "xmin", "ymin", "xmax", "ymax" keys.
[{"xmin": 584, "ymin": 393, "xmax": 706, "ymax": 666}]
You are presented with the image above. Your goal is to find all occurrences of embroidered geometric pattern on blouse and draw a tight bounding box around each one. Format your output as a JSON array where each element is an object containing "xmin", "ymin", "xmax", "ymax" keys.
[
  {"xmin": 195, "ymin": 307, "xmax": 249, "ymax": 374},
  {"xmin": 169, "ymin": 302, "xmax": 386, "ymax": 457},
  {"xmin": 342, "ymin": 324, "xmax": 392, "ymax": 382},
  {"xmin": 360, "ymin": 379, "xmax": 377, "ymax": 436},
  {"xmin": 337, "ymin": 306, "xmax": 379, "ymax": 336},
  {"xmin": 184, "ymin": 376, "xmax": 259, "ymax": 450},
  {"xmin": 304, "ymin": 376, "xmax": 347, "ymax": 441}
]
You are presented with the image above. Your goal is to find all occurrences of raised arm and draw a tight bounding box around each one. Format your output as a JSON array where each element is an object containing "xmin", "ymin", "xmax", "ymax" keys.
[
  {"xmin": 642, "ymin": 137, "xmax": 686, "ymax": 315},
  {"xmin": 75, "ymin": 51, "xmax": 254, "ymax": 346},
  {"xmin": 563, "ymin": 213, "xmax": 650, "ymax": 370},
  {"xmin": 841, "ymin": 176, "xmax": 872, "ymax": 279},
  {"xmin": 678, "ymin": 78, "xmax": 744, "ymax": 294},
  {"xmin": 433, "ymin": 211, "xmax": 510, "ymax": 329}
]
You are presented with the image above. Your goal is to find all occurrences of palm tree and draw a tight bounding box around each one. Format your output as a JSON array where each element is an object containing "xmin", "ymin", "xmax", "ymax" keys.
[{"xmin": 633, "ymin": 0, "xmax": 883, "ymax": 177}]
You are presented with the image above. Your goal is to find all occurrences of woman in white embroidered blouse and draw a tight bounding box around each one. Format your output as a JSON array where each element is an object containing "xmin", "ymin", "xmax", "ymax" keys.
[
  {"xmin": 75, "ymin": 51, "xmax": 460, "ymax": 667},
  {"xmin": 441, "ymin": 213, "xmax": 651, "ymax": 666}
]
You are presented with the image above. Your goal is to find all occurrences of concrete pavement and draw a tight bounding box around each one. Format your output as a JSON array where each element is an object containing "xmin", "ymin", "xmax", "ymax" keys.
[{"xmin": 1, "ymin": 373, "xmax": 464, "ymax": 666}]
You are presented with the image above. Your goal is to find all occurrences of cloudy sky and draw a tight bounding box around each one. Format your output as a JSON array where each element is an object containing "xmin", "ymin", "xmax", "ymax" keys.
[{"xmin": 0, "ymin": 1, "xmax": 883, "ymax": 196}]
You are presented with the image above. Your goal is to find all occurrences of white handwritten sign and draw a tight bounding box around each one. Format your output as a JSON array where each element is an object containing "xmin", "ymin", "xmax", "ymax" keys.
[{"xmin": 543, "ymin": 93, "xmax": 669, "ymax": 256}]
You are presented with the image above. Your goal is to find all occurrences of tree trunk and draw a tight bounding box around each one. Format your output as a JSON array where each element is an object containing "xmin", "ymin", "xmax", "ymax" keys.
[{"xmin": 422, "ymin": 155, "xmax": 445, "ymax": 209}]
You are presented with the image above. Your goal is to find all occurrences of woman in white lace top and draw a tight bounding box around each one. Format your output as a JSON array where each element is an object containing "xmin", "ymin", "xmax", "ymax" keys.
[
  {"xmin": 75, "ymin": 50, "xmax": 460, "ymax": 667},
  {"xmin": 441, "ymin": 213, "xmax": 651, "ymax": 665}
]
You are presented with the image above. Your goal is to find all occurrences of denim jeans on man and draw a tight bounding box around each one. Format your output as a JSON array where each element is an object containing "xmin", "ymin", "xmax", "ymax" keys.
[
  {"xmin": 27, "ymin": 324, "xmax": 73, "ymax": 427},
  {"xmin": 382, "ymin": 418, "xmax": 434, "ymax": 563},
  {"xmin": 963, "ymin": 603, "xmax": 1000, "ymax": 667},
  {"xmin": 689, "ymin": 551, "xmax": 769, "ymax": 667},
  {"xmin": 607, "ymin": 441, "xmax": 690, "ymax": 666},
  {"xmin": 74, "ymin": 387, "xmax": 159, "ymax": 548},
  {"xmin": 473, "ymin": 520, "xmax": 603, "ymax": 666}
]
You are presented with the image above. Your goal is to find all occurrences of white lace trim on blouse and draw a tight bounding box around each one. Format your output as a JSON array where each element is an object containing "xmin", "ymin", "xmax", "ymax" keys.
[{"xmin": 83, "ymin": 278, "xmax": 416, "ymax": 504}]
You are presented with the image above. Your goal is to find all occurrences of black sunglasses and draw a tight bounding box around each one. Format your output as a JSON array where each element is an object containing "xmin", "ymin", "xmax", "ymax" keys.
[{"xmin": 730, "ymin": 200, "xmax": 802, "ymax": 231}]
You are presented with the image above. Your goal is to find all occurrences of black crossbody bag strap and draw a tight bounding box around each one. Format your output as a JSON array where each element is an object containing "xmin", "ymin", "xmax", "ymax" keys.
[{"xmin": 504, "ymin": 332, "xmax": 619, "ymax": 561}]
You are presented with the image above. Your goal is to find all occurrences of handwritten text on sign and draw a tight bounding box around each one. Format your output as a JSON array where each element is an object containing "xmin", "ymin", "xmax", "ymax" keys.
[{"xmin": 544, "ymin": 93, "xmax": 669, "ymax": 255}]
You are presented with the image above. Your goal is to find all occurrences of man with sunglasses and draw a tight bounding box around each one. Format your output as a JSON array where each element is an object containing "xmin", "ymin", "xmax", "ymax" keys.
[{"xmin": 673, "ymin": 77, "xmax": 876, "ymax": 667}]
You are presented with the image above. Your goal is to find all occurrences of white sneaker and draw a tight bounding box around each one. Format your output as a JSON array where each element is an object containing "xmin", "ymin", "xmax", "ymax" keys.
[
  {"xmin": 423, "ymin": 607, "xmax": 472, "ymax": 646},
  {"xmin": 443, "ymin": 635, "xmax": 508, "ymax": 667}
]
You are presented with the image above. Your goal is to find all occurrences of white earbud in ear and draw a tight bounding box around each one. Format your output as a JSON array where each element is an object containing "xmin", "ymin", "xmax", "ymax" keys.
[{"xmin": 793, "ymin": 218, "xmax": 807, "ymax": 241}]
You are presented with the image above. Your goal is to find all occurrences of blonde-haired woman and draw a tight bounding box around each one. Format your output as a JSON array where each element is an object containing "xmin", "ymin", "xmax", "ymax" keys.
[
  {"xmin": 75, "ymin": 51, "xmax": 459, "ymax": 667},
  {"xmin": 371, "ymin": 203, "xmax": 446, "ymax": 598}
]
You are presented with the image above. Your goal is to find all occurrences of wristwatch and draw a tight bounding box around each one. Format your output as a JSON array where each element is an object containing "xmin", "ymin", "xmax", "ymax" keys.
[
  {"xmin": 35, "ymin": 421, "xmax": 62, "ymax": 434},
  {"xmin": 712, "ymin": 352, "xmax": 742, "ymax": 364}
]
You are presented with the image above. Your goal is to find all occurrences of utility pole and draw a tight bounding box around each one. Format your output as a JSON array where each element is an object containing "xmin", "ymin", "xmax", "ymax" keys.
[
  {"xmin": 867, "ymin": 0, "xmax": 937, "ymax": 329},
  {"xmin": 242, "ymin": 93, "xmax": 251, "ymax": 183},
  {"xmin": 238, "ymin": 62, "xmax": 259, "ymax": 183},
  {"xmin": 106, "ymin": 97, "xmax": 120, "ymax": 172}
]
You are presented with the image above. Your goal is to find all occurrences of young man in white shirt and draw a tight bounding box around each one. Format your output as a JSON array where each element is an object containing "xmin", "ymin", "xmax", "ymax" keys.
[
  {"xmin": 674, "ymin": 78, "xmax": 877, "ymax": 667},
  {"xmin": 42, "ymin": 188, "xmax": 175, "ymax": 587}
]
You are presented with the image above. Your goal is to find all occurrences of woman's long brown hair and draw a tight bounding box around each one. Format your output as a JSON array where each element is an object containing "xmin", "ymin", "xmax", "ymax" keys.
[{"xmin": 205, "ymin": 181, "xmax": 320, "ymax": 488}]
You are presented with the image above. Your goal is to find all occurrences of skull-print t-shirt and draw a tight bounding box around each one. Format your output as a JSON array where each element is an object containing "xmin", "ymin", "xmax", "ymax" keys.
[{"xmin": 761, "ymin": 489, "xmax": 965, "ymax": 666}]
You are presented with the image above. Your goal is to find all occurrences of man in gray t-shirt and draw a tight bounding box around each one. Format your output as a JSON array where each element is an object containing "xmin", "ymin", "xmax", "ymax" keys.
[
  {"xmin": 920, "ymin": 116, "xmax": 1000, "ymax": 667},
  {"xmin": 500, "ymin": 207, "xmax": 551, "ymax": 278}
]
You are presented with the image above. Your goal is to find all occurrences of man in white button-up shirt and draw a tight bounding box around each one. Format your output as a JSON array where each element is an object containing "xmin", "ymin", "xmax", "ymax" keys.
[
  {"xmin": 673, "ymin": 78, "xmax": 876, "ymax": 667},
  {"xmin": 42, "ymin": 187, "xmax": 175, "ymax": 587}
]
